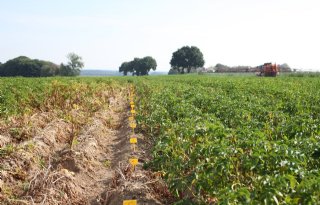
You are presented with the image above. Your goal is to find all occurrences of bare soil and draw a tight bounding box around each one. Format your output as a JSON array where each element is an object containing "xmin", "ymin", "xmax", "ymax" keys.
[{"xmin": 0, "ymin": 88, "xmax": 173, "ymax": 205}]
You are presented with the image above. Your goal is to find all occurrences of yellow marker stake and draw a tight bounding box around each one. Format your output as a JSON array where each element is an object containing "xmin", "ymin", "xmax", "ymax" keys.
[
  {"xmin": 130, "ymin": 137, "xmax": 137, "ymax": 152},
  {"xmin": 123, "ymin": 199, "xmax": 137, "ymax": 205},
  {"xmin": 129, "ymin": 158, "xmax": 138, "ymax": 170},
  {"xmin": 130, "ymin": 123, "xmax": 136, "ymax": 133},
  {"xmin": 130, "ymin": 137, "xmax": 137, "ymax": 144}
]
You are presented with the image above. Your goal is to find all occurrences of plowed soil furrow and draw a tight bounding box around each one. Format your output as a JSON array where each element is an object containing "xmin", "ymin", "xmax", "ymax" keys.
[
  {"xmin": 0, "ymin": 88, "xmax": 171, "ymax": 205},
  {"xmin": 89, "ymin": 89, "xmax": 167, "ymax": 205}
]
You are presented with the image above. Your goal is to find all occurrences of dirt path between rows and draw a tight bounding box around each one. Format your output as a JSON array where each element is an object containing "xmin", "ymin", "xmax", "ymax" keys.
[
  {"xmin": 0, "ymin": 88, "xmax": 172, "ymax": 205},
  {"xmin": 84, "ymin": 89, "xmax": 170, "ymax": 205}
]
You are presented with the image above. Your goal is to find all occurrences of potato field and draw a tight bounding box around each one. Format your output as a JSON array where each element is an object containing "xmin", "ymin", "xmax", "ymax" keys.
[
  {"xmin": 0, "ymin": 75, "xmax": 320, "ymax": 204},
  {"xmin": 135, "ymin": 75, "xmax": 320, "ymax": 204}
]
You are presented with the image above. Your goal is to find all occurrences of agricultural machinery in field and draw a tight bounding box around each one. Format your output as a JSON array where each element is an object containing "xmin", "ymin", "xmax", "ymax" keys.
[{"xmin": 256, "ymin": 63, "xmax": 279, "ymax": 77}]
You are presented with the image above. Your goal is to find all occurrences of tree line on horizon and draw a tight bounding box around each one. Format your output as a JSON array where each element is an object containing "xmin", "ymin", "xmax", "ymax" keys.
[
  {"xmin": 119, "ymin": 46, "xmax": 205, "ymax": 76},
  {"xmin": 119, "ymin": 56, "xmax": 157, "ymax": 76},
  {"xmin": 0, "ymin": 47, "xmax": 293, "ymax": 77},
  {"xmin": 0, "ymin": 53, "xmax": 84, "ymax": 77},
  {"xmin": 119, "ymin": 45, "xmax": 293, "ymax": 75}
]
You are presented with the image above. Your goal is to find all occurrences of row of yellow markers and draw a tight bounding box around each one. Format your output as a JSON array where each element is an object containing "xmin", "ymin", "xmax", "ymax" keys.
[{"xmin": 123, "ymin": 85, "xmax": 138, "ymax": 205}]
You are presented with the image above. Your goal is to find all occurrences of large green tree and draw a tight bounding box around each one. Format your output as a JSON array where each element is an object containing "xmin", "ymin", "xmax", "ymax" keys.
[
  {"xmin": 59, "ymin": 53, "xmax": 84, "ymax": 76},
  {"xmin": 0, "ymin": 56, "xmax": 59, "ymax": 77},
  {"xmin": 0, "ymin": 54, "xmax": 83, "ymax": 77},
  {"xmin": 170, "ymin": 46, "xmax": 205, "ymax": 74},
  {"xmin": 119, "ymin": 56, "xmax": 157, "ymax": 76},
  {"xmin": 0, "ymin": 56, "xmax": 41, "ymax": 77},
  {"xmin": 135, "ymin": 56, "xmax": 157, "ymax": 76},
  {"xmin": 119, "ymin": 61, "xmax": 133, "ymax": 76},
  {"xmin": 40, "ymin": 61, "xmax": 60, "ymax": 76}
]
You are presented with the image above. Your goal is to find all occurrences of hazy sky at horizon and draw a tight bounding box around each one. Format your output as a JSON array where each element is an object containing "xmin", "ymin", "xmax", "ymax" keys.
[{"xmin": 1, "ymin": 0, "xmax": 319, "ymax": 71}]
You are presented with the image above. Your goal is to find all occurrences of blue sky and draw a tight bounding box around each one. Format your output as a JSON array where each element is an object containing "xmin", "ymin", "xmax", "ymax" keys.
[{"xmin": 1, "ymin": 0, "xmax": 319, "ymax": 71}]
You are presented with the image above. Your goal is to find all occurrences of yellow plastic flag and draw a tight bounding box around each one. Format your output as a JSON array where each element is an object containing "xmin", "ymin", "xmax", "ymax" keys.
[
  {"xmin": 129, "ymin": 158, "xmax": 138, "ymax": 166},
  {"xmin": 130, "ymin": 137, "xmax": 137, "ymax": 144},
  {"xmin": 123, "ymin": 200, "xmax": 137, "ymax": 205}
]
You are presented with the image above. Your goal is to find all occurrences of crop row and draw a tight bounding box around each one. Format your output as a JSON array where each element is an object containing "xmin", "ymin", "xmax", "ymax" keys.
[
  {"xmin": 135, "ymin": 76, "xmax": 320, "ymax": 204},
  {"xmin": 0, "ymin": 77, "xmax": 127, "ymax": 118}
]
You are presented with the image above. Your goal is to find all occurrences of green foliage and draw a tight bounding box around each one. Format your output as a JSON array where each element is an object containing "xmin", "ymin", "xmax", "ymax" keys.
[
  {"xmin": 0, "ymin": 78, "xmax": 48, "ymax": 117},
  {"xmin": 134, "ymin": 75, "xmax": 320, "ymax": 204},
  {"xmin": 59, "ymin": 53, "xmax": 84, "ymax": 76},
  {"xmin": 67, "ymin": 53, "xmax": 84, "ymax": 70},
  {"xmin": 119, "ymin": 61, "xmax": 133, "ymax": 76},
  {"xmin": 1, "ymin": 75, "xmax": 320, "ymax": 204},
  {"xmin": 0, "ymin": 144, "xmax": 15, "ymax": 157},
  {"xmin": 119, "ymin": 56, "xmax": 157, "ymax": 76},
  {"xmin": 0, "ymin": 53, "xmax": 83, "ymax": 77},
  {"xmin": 136, "ymin": 56, "xmax": 157, "ymax": 76},
  {"xmin": 0, "ymin": 56, "xmax": 59, "ymax": 77},
  {"xmin": 0, "ymin": 77, "xmax": 125, "ymax": 118},
  {"xmin": 40, "ymin": 61, "xmax": 60, "ymax": 76},
  {"xmin": 59, "ymin": 63, "xmax": 78, "ymax": 76},
  {"xmin": 170, "ymin": 46, "xmax": 205, "ymax": 74}
]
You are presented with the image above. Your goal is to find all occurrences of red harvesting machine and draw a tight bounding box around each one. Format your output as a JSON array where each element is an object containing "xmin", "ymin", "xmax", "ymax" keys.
[{"xmin": 257, "ymin": 63, "xmax": 279, "ymax": 77}]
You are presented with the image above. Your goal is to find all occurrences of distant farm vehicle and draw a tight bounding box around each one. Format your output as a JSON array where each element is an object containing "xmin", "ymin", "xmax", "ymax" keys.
[{"xmin": 256, "ymin": 63, "xmax": 279, "ymax": 77}]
